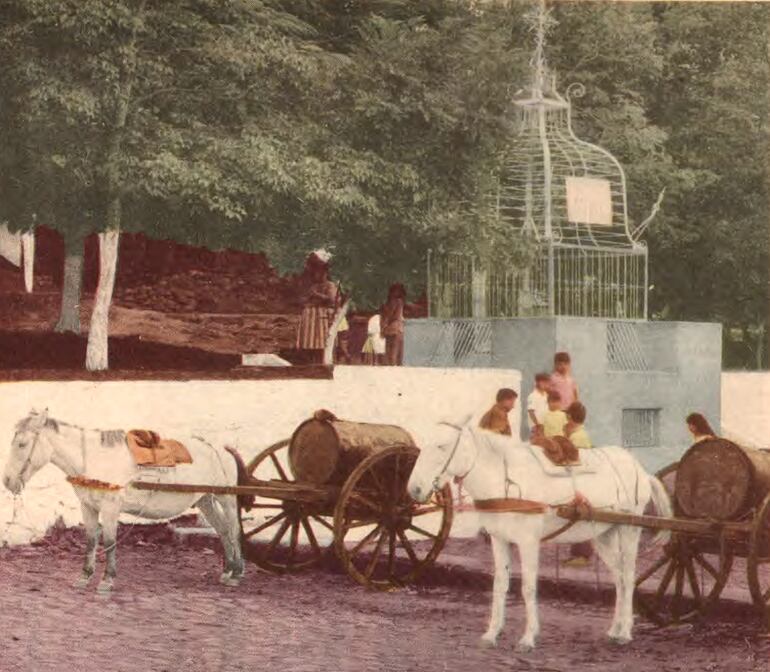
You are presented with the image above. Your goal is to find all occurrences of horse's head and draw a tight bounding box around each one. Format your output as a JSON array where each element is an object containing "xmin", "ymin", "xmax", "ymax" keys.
[
  {"xmin": 408, "ymin": 414, "xmax": 475, "ymax": 503},
  {"xmin": 3, "ymin": 409, "xmax": 56, "ymax": 495}
]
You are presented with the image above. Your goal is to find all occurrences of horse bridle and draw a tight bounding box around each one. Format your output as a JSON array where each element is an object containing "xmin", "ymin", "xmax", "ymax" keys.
[
  {"xmin": 14, "ymin": 424, "xmax": 46, "ymax": 486},
  {"xmin": 432, "ymin": 422, "xmax": 478, "ymax": 493}
]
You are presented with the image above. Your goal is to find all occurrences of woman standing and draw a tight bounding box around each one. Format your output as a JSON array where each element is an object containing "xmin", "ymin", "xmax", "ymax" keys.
[
  {"xmin": 296, "ymin": 253, "xmax": 339, "ymax": 364},
  {"xmin": 381, "ymin": 283, "xmax": 406, "ymax": 366}
]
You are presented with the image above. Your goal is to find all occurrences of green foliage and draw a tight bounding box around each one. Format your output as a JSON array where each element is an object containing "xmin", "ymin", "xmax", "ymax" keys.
[{"xmin": 0, "ymin": 0, "xmax": 767, "ymax": 368}]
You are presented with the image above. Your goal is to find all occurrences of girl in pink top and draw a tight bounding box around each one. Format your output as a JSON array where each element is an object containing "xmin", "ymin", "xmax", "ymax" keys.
[{"xmin": 550, "ymin": 351, "xmax": 579, "ymax": 411}]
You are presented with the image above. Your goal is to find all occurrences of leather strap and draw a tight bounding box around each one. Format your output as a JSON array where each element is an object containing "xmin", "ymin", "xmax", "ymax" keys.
[
  {"xmin": 67, "ymin": 475, "xmax": 122, "ymax": 491},
  {"xmin": 473, "ymin": 498, "xmax": 548, "ymax": 514},
  {"xmin": 541, "ymin": 518, "xmax": 578, "ymax": 542}
]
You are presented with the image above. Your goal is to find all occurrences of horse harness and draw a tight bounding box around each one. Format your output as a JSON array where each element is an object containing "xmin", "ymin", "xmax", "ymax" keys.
[{"xmin": 435, "ymin": 423, "xmax": 580, "ymax": 542}]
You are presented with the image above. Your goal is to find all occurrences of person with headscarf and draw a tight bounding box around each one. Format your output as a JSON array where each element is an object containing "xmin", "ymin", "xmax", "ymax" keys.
[{"xmin": 296, "ymin": 251, "xmax": 339, "ymax": 363}]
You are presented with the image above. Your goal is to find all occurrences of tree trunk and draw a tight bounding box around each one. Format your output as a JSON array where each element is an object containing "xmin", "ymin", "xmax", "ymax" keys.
[
  {"xmin": 323, "ymin": 299, "xmax": 351, "ymax": 366},
  {"xmin": 85, "ymin": 230, "xmax": 120, "ymax": 371},
  {"xmin": 21, "ymin": 231, "xmax": 34, "ymax": 293},
  {"xmin": 83, "ymin": 4, "xmax": 143, "ymax": 370},
  {"xmin": 55, "ymin": 232, "xmax": 85, "ymax": 333}
]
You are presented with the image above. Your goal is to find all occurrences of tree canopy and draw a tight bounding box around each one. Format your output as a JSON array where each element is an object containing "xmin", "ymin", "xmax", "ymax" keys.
[{"xmin": 0, "ymin": 0, "xmax": 767, "ymax": 366}]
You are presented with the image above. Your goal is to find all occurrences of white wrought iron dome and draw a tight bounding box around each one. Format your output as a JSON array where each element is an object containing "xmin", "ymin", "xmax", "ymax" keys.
[
  {"xmin": 428, "ymin": 0, "xmax": 663, "ymax": 322},
  {"xmin": 496, "ymin": 0, "xmax": 643, "ymax": 249},
  {"xmin": 502, "ymin": 78, "xmax": 637, "ymax": 249}
]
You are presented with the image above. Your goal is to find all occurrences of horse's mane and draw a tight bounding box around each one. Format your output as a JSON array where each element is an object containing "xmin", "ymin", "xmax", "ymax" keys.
[
  {"xmin": 100, "ymin": 430, "xmax": 126, "ymax": 447},
  {"xmin": 15, "ymin": 414, "xmax": 125, "ymax": 448},
  {"xmin": 15, "ymin": 414, "xmax": 59, "ymax": 433}
]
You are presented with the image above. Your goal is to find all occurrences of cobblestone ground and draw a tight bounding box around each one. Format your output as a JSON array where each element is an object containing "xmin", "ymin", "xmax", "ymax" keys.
[{"xmin": 0, "ymin": 528, "xmax": 767, "ymax": 672}]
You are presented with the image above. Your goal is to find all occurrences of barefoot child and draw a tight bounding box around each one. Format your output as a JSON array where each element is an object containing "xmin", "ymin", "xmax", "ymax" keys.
[{"xmin": 564, "ymin": 401, "xmax": 594, "ymax": 566}]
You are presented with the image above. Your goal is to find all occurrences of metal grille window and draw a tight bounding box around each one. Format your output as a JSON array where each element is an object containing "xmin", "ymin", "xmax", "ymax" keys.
[
  {"xmin": 622, "ymin": 409, "xmax": 660, "ymax": 448},
  {"xmin": 607, "ymin": 321, "xmax": 649, "ymax": 371},
  {"xmin": 425, "ymin": 319, "xmax": 493, "ymax": 367}
]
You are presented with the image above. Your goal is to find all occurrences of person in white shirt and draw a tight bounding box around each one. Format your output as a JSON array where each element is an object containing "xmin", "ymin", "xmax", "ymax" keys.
[
  {"xmin": 362, "ymin": 313, "xmax": 386, "ymax": 365},
  {"xmin": 527, "ymin": 372, "xmax": 551, "ymax": 438}
]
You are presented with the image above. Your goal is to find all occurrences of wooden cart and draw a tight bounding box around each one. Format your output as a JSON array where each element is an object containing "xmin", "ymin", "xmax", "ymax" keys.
[
  {"xmin": 138, "ymin": 411, "xmax": 449, "ymax": 590},
  {"xmin": 553, "ymin": 438, "xmax": 770, "ymax": 626},
  {"xmin": 136, "ymin": 412, "xmax": 452, "ymax": 589}
]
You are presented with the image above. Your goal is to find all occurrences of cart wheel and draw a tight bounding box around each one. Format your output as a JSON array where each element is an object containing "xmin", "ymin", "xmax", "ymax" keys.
[
  {"xmin": 241, "ymin": 439, "xmax": 334, "ymax": 573},
  {"xmin": 748, "ymin": 493, "xmax": 770, "ymax": 615},
  {"xmin": 333, "ymin": 444, "xmax": 453, "ymax": 591},
  {"xmin": 634, "ymin": 533, "xmax": 733, "ymax": 626}
]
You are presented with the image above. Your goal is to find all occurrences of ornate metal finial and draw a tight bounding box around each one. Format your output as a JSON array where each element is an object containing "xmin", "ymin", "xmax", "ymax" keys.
[{"xmin": 524, "ymin": 0, "xmax": 557, "ymax": 99}]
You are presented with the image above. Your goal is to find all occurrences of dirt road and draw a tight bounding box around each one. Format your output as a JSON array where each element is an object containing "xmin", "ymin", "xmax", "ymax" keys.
[{"xmin": 0, "ymin": 530, "xmax": 767, "ymax": 672}]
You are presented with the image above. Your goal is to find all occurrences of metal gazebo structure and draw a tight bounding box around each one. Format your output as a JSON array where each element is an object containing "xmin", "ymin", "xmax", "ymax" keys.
[{"xmin": 428, "ymin": 1, "xmax": 662, "ymax": 322}]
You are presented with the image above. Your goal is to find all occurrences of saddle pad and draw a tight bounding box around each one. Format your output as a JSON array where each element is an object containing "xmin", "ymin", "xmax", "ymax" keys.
[
  {"xmin": 526, "ymin": 443, "xmax": 598, "ymax": 478},
  {"xmin": 126, "ymin": 430, "xmax": 193, "ymax": 467}
]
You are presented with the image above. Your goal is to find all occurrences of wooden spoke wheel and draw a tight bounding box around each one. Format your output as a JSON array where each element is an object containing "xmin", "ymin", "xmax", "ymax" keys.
[
  {"xmin": 635, "ymin": 533, "xmax": 733, "ymax": 627},
  {"xmin": 333, "ymin": 444, "xmax": 453, "ymax": 591},
  {"xmin": 241, "ymin": 439, "xmax": 334, "ymax": 573},
  {"xmin": 748, "ymin": 494, "xmax": 770, "ymax": 615}
]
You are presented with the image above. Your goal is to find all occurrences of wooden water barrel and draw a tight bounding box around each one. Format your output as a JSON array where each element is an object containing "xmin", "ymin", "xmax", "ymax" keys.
[
  {"xmin": 288, "ymin": 410, "xmax": 415, "ymax": 486},
  {"xmin": 674, "ymin": 438, "xmax": 770, "ymax": 520}
]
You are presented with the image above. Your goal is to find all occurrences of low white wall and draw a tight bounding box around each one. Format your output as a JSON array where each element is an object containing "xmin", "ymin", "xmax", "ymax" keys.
[
  {"xmin": 0, "ymin": 366, "xmax": 521, "ymax": 544},
  {"xmin": 721, "ymin": 372, "xmax": 770, "ymax": 449}
]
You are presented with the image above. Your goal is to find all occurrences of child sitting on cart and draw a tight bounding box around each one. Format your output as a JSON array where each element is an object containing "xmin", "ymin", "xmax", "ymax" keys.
[
  {"xmin": 542, "ymin": 391, "xmax": 567, "ymax": 438},
  {"xmin": 563, "ymin": 401, "xmax": 594, "ymax": 567}
]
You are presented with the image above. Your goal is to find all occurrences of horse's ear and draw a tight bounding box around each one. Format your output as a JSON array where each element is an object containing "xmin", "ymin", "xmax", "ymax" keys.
[{"xmin": 41, "ymin": 408, "xmax": 49, "ymax": 421}]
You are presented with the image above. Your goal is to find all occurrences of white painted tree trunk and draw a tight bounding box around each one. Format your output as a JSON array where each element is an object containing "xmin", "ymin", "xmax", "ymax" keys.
[
  {"xmin": 55, "ymin": 249, "xmax": 84, "ymax": 333},
  {"xmin": 21, "ymin": 232, "xmax": 34, "ymax": 293},
  {"xmin": 323, "ymin": 299, "xmax": 351, "ymax": 366},
  {"xmin": 85, "ymin": 230, "xmax": 120, "ymax": 371}
]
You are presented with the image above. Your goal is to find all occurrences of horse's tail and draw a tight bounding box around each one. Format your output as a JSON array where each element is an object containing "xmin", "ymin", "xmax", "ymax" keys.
[
  {"xmin": 223, "ymin": 446, "xmax": 255, "ymax": 513},
  {"xmin": 648, "ymin": 475, "xmax": 672, "ymax": 546}
]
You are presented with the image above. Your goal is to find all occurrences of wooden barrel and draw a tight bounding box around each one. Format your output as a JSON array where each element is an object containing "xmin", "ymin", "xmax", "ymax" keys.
[
  {"xmin": 674, "ymin": 438, "xmax": 770, "ymax": 520},
  {"xmin": 288, "ymin": 411, "xmax": 415, "ymax": 485}
]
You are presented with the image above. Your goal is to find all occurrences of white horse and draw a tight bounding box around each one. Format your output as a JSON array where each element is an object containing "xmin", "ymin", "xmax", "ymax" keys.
[
  {"xmin": 3, "ymin": 409, "xmax": 247, "ymax": 593},
  {"xmin": 408, "ymin": 421, "xmax": 672, "ymax": 652}
]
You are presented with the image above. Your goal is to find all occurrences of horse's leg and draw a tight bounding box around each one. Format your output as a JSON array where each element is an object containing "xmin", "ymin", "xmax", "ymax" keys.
[
  {"xmin": 197, "ymin": 495, "xmax": 237, "ymax": 585},
  {"xmin": 480, "ymin": 534, "xmax": 511, "ymax": 647},
  {"xmin": 216, "ymin": 494, "xmax": 244, "ymax": 585},
  {"xmin": 96, "ymin": 496, "xmax": 122, "ymax": 594},
  {"xmin": 616, "ymin": 526, "xmax": 642, "ymax": 643},
  {"xmin": 594, "ymin": 528, "xmax": 624, "ymax": 641},
  {"xmin": 515, "ymin": 534, "xmax": 541, "ymax": 653},
  {"xmin": 74, "ymin": 503, "xmax": 100, "ymax": 589}
]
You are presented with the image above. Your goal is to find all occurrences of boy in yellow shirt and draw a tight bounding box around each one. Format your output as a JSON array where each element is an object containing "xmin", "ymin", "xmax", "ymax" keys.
[
  {"xmin": 543, "ymin": 391, "xmax": 567, "ymax": 438},
  {"xmin": 565, "ymin": 402, "xmax": 592, "ymax": 449},
  {"xmin": 564, "ymin": 401, "xmax": 594, "ymax": 567}
]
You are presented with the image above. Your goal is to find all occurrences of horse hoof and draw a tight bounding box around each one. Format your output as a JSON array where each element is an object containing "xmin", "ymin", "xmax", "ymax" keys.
[
  {"xmin": 608, "ymin": 635, "xmax": 632, "ymax": 646},
  {"xmin": 515, "ymin": 640, "xmax": 535, "ymax": 653},
  {"xmin": 73, "ymin": 577, "xmax": 91, "ymax": 590},
  {"xmin": 223, "ymin": 576, "xmax": 241, "ymax": 588},
  {"xmin": 96, "ymin": 581, "xmax": 113, "ymax": 595},
  {"xmin": 478, "ymin": 636, "xmax": 497, "ymax": 649}
]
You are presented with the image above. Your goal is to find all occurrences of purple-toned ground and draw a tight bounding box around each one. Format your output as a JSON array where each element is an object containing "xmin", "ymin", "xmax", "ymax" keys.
[{"xmin": 0, "ymin": 526, "xmax": 767, "ymax": 672}]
